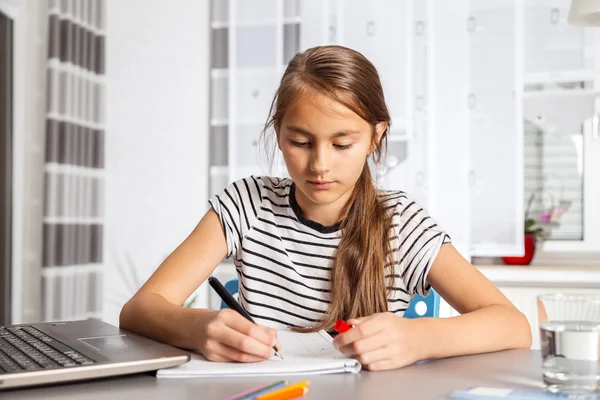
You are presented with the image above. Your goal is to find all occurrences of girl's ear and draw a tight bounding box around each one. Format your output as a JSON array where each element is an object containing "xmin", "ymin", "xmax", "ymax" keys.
[{"xmin": 372, "ymin": 121, "xmax": 388, "ymax": 152}]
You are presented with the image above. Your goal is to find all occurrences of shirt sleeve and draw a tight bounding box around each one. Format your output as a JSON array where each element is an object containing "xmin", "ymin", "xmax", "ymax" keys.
[
  {"xmin": 393, "ymin": 194, "xmax": 452, "ymax": 296},
  {"xmin": 208, "ymin": 176, "xmax": 263, "ymax": 259}
]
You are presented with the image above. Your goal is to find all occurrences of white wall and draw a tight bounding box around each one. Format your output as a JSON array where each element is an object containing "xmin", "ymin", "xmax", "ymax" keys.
[{"xmin": 104, "ymin": 0, "xmax": 210, "ymax": 325}]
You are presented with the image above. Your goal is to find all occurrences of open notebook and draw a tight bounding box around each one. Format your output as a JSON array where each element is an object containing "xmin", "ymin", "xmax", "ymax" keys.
[{"xmin": 157, "ymin": 330, "xmax": 361, "ymax": 378}]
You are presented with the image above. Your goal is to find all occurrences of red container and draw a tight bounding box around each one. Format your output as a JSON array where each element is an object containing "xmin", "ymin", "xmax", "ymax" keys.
[{"xmin": 502, "ymin": 235, "xmax": 537, "ymax": 266}]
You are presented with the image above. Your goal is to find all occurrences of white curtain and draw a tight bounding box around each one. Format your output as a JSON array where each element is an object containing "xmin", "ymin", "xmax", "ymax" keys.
[{"xmin": 42, "ymin": 0, "xmax": 105, "ymax": 321}]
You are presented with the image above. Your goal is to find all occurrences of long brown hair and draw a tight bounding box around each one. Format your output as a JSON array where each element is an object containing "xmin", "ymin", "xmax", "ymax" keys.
[{"xmin": 262, "ymin": 45, "xmax": 393, "ymax": 331}]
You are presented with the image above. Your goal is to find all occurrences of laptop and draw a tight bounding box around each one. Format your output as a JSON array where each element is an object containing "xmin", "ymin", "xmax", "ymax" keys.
[{"xmin": 0, "ymin": 318, "xmax": 190, "ymax": 390}]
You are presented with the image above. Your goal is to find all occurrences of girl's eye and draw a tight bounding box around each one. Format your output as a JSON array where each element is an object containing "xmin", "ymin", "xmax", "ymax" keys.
[
  {"xmin": 290, "ymin": 141, "xmax": 352, "ymax": 150},
  {"xmin": 291, "ymin": 141, "xmax": 310, "ymax": 148}
]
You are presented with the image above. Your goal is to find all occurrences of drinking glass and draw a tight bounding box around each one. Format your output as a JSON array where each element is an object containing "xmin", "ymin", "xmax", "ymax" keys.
[{"xmin": 538, "ymin": 293, "xmax": 600, "ymax": 393}]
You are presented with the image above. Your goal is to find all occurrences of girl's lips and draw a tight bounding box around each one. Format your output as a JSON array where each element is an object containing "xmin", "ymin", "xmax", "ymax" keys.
[{"xmin": 309, "ymin": 181, "xmax": 334, "ymax": 189}]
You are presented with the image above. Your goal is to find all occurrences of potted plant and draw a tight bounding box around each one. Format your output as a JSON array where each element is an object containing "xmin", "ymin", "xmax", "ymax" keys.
[
  {"xmin": 501, "ymin": 218, "xmax": 547, "ymax": 266},
  {"xmin": 501, "ymin": 190, "xmax": 568, "ymax": 266}
]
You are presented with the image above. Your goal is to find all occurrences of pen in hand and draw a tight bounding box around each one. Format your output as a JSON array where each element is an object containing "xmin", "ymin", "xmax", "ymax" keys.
[{"xmin": 208, "ymin": 276, "xmax": 283, "ymax": 360}]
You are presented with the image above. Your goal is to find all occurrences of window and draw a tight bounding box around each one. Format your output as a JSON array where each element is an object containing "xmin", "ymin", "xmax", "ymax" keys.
[
  {"xmin": 522, "ymin": 1, "xmax": 600, "ymax": 254},
  {"xmin": 524, "ymin": 89, "xmax": 589, "ymax": 242}
]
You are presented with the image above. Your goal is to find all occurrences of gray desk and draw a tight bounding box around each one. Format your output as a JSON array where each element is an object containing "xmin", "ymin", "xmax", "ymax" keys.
[{"xmin": 4, "ymin": 350, "xmax": 545, "ymax": 399}]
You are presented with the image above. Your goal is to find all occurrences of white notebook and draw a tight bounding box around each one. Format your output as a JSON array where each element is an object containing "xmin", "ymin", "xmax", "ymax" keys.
[{"xmin": 157, "ymin": 330, "xmax": 361, "ymax": 378}]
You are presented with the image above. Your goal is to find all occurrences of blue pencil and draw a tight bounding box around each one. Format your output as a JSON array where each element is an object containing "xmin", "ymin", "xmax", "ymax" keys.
[
  {"xmin": 223, "ymin": 382, "xmax": 273, "ymax": 400},
  {"xmin": 226, "ymin": 380, "xmax": 287, "ymax": 400},
  {"xmin": 240, "ymin": 381, "xmax": 288, "ymax": 400}
]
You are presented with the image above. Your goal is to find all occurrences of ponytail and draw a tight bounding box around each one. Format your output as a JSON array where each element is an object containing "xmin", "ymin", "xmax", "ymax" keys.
[{"xmin": 297, "ymin": 163, "xmax": 393, "ymax": 332}]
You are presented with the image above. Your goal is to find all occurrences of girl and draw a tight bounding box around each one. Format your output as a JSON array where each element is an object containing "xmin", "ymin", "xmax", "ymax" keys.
[{"xmin": 120, "ymin": 45, "xmax": 531, "ymax": 371}]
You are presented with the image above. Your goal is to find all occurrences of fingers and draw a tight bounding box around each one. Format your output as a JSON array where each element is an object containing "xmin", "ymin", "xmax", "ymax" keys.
[
  {"xmin": 204, "ymin": 340, "xmax": 269, "ymax": 363},
  {"xmin": 352, "ymin": 345, "xmax": 390, "ymax": 367},
  {"xmin": 224, "ymin": 309, "xmax": 279, "ymax": 348},
  {"xmin": 334, "ymin": 331, "xmax": 398, "ymax": 371},
  {"xmin": 337, "ymin": 331, "xmax": 386, "ymax": 356},
  {"xmin": 335, "ymin": 333, "xmax": 404, "ymax": 371},
  {"xmin": 201, "ymin": 309, "xmax": 279, "ymax": 361},
  {"xmin": 346, "ymin": 315, "xmax": 373, "ymax": 326},
  {"xmin": 333, "ymin": 317, "xmax": 384, "ymax": 348},
  {"xmin": 362, "ymin": 358, "xmax": 396, "ymax": 371},
  {"xmin": 219, "ymin": 327, "xmax": 275, "ymax": 359}
]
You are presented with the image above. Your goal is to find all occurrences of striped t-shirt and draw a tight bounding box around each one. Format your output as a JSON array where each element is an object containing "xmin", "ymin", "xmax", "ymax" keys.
[{"xmin": 209, "ymin": 176, "xmax": 451, "ymax": 329}]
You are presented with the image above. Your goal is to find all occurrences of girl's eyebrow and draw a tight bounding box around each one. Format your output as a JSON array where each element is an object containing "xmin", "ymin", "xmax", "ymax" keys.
[{"xmin": 286, "ymin": 125, "xmax": 360, "ymax": 138}]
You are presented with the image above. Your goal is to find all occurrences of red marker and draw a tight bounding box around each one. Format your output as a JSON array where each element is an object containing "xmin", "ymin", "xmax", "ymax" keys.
[{"xmin": 333, "ymin": 319, "xmax": 352, "ymax": 333}]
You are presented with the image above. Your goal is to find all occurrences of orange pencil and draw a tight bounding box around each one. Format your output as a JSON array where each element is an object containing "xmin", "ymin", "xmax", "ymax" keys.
[
  {"xmin": 274, "ymin": 381, "xmax": 310, "ymax": 392},
  {"xmin": 255, "ymin": 380, "xmax": 310, "ymax": 400},
  {"xmin": 255, "ymin": 386, "xmax": 309, "ymax": 400}
]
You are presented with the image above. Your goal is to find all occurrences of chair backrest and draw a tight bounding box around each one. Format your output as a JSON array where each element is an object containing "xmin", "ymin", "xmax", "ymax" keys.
[
  {"xmin": 403, "ymin": 289, "xmax": 440, "ymax": 319},
  {"xmin": 220, "ymin": 279, "xmax": 440, "ymax": 318}
]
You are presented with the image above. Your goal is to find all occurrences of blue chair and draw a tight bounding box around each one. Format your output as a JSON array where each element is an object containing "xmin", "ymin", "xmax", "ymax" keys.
[
  {"xmin": 220, "ymin": 279, "xmax": 240, "ymax": 309},
  {"xmin": 221, "ymin": 279, "xmax": 439, "ymax": 318},
  {"xmin": 403, "ymin": 289, "xmax": 440, "ymax": 319}
]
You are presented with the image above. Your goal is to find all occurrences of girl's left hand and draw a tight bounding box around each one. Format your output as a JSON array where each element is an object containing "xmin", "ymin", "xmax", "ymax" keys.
[{"xmin": 332, "ymin": 312, "xmax": 427, "ymax": 371}]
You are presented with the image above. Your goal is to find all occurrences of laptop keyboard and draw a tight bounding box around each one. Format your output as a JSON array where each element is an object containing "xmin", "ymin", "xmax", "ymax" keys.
[{"xmin": 0, "ymin": 326, "xmax": 96, "ymax": 373}]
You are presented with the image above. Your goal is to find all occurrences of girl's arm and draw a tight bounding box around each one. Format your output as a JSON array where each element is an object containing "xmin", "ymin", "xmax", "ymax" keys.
[
  {"xmin": 334, "ymin": 243, "xmax": 531, "ymax": 370},
  {"xmin": 119, "ymin": 209, "xmax": 279, "ymax": 362},
  {"xmin": 418, "ymin": 243, "xmax": 532, "ymax": 359}
]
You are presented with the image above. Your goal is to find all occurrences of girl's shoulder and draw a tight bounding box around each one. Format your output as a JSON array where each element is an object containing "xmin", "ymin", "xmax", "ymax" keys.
[
  {"xmin": 377, "ymin": 189, "xmax": 429, "ymax": 221},
  {"xmin": 233, "ymin": 175, "xmax": 293, "ymax": 200},
  {"xmin": 258, "ymin": 175, "xmax": 293, "ymax": 191},
  {"xmin": 377, "ymin": 189, "xmax": 413, "ymax": 209}
]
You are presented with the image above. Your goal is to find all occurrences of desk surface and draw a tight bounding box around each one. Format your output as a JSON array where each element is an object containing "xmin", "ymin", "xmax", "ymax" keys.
[{"xmin": 4, "ymin": 350, "xmax": 545, "ymax": 400}]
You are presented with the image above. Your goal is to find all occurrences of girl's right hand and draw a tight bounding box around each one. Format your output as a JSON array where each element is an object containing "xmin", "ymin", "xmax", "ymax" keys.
[{"xmin": 195, "ymin": 308, "xmax": 281, "ymax": 362}]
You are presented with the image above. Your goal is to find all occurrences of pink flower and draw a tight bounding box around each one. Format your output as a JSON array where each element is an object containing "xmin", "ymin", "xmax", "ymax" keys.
[{"xmin": 539, "ymin": 213, "xmax": 551, "ymax": 222}]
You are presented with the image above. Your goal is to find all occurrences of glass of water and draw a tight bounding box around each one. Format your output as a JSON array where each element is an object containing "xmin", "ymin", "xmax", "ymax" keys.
[{"xmin": 538, "ymin": 293, "xmax": 600, "ymax": 393}]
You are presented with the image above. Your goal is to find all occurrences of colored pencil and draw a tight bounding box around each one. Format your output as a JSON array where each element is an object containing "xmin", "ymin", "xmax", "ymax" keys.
[
  {"xmin": 256, "ymin": 384, "xmax": 310, "ymax": 400},
  {"xmin": 239, "ymin": 380, "xmax": 288, "ymax": 400},
  {"xmin": 226, "ymin": 380, "xmax": 287, "ymax": 400},
  {"xmin": 223, "ymin": 382, "xmax": 273, "ymax": 400}
]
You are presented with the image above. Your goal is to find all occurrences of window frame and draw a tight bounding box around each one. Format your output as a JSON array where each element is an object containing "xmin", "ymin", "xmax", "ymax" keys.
[
  {"xmin": 524, "ymin": 19, "xmax": 600, "ymax": 260},
  {"xmin": 537, "ymin": 113, "xmax": 600, "ymax": 256}
]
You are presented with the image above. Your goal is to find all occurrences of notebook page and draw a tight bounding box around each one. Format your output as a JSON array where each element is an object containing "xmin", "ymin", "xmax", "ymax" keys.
[{"xmin": 157, "ymin": 330, "xmax": 361, "ymax": 378}]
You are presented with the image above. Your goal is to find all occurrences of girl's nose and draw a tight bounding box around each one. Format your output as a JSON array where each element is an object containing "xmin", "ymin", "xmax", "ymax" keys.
[{"xmin": 310, "ymin": 147, "xmax": 331, "ymax": 174}]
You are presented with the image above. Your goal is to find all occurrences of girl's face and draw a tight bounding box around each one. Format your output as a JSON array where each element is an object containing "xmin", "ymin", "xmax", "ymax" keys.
[{"xmin": 276, "ymin": 88, "xmax": 386, "ymax": 221}]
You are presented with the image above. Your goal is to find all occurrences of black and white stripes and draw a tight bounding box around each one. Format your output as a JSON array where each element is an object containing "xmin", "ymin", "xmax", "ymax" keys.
[
  {"xmin": 210, "ymin": 176, "xmax": 450, "ymax": 329},
  {"xmin": 42, "ymin": 0, "xmax": 105, "ymax": 322}
]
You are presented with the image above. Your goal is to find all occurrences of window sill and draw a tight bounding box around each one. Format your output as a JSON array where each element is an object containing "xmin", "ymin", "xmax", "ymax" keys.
[
  {"xmin": 531, "ymin": 250, "xmax": 600, "ymax": 266},
  {"xmin": 477, "ymin": 264, "xmax": 600, "ymax": 288}
]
